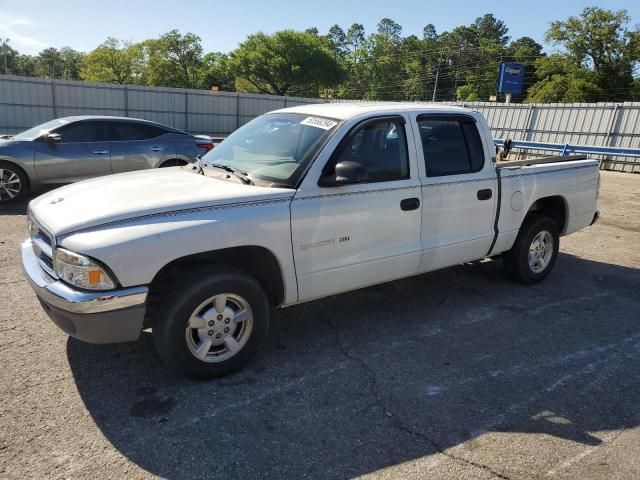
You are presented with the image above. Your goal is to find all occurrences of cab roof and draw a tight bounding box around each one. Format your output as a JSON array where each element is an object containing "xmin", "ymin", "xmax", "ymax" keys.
[{"xmin": 272, "ymin": 102, "xmax": 475, "ymax": 121}]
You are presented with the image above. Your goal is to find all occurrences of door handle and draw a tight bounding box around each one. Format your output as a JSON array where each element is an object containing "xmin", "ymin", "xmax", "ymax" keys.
[
  {"xmin": 400, "ymin": 197, "xmax": 420, "ymax": 211},
  {"xmin": 477, "ymin": 189, "xmax": 492, "ymax": 200},
  {"xmin": 92, "ymin": 150, "xmax": 109, "ymax": 155},
  {"xmin": 150, "ymin": 146, "xmax": 163, "ymax": 152}
]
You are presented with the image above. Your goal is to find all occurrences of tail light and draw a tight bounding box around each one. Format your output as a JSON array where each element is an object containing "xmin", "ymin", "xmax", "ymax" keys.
[{"xmin": 197, "ymin": 143, "xmax": 214, "ymax": 153}]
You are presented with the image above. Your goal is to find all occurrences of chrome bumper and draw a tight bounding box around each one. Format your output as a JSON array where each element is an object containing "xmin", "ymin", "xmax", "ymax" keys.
[{"xmin": 21, "ymin": 240, "xmax": 148, "ymax": 343}]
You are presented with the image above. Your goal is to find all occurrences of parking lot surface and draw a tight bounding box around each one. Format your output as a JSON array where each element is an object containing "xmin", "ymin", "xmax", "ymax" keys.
[{"xmin": 1, "ymin": 171, "xmax": 639, "ymax": 479}]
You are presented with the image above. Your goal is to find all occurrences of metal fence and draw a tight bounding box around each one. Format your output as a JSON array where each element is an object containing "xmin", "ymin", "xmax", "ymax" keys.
[
  {"xmin": 0, "ymin": 75, "xmax": 322, "ymax": 136},
  {"xmin": 1, "ymin": 75, "xmax": 639, "ymax": 172}
]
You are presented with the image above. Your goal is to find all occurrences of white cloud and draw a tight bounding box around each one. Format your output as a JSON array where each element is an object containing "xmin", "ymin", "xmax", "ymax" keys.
[{"xmin": 0, "ymin": 14, "xmax": 49, "ymax": 54}]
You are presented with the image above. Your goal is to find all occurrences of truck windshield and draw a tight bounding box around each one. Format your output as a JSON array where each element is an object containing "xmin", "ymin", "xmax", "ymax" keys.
[{"xmin": 201, "ymin": 113, "xmax": 340, "ymax": 187}]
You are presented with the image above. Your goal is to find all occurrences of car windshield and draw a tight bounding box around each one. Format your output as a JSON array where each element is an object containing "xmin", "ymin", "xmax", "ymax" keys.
[
  {"xmin": 201, "ymin": 113, "xmax": 340, "ymax": 187},
  {"xmin": 13, "ymin": 118, "xmax": 72, "ymax": 141}
]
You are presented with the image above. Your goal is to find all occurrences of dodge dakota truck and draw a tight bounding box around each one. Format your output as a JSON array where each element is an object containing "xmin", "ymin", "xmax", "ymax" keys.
[{"xmin": 22, "ymin": 104, "xmax": 600, "ymax": 378}]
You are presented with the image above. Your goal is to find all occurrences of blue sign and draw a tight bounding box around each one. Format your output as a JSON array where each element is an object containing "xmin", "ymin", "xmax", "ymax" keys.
[{"xmin": 498, "ymin": 63, "xmax": 525, "ymax": 94}]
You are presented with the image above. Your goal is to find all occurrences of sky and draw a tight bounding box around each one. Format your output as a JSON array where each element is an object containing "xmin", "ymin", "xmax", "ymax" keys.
[{"xmin": 1, "ymin": 0, "xmax": 639, "ymax": 56}]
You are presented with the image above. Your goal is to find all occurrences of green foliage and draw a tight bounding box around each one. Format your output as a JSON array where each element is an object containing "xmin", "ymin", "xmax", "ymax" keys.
[
  {"xmin": 228, "ymin": 30, "xmax": 343, "ymax": 96},
  {"xmin": 525, "ymin": 55, "xmax": 602, "ymax": 103},
  {"xmin": 545, "ymin": 7, "xmax": 639, "ymax": 100},
  {"xmin": 81, "ymin": 38, "xmax": 145, "ymax": 84},
  {"xmin": 4, "ymin": 8, "xmax": 640, "ymax": 103},
  {"xmin": 143, "ymin": 30, "xmax": 204, "ymax": 88},
  {"xmin": 456, "ymin": 85, "xmax": 478, "ymax": 101}
]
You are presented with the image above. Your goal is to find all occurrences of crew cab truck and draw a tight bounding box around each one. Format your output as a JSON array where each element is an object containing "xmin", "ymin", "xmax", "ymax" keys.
[{"xmin": 22, "ymin": 104, "xmax": 600, "ymax": 378}]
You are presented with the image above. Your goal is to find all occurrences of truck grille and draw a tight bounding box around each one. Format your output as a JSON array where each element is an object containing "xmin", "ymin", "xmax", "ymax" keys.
[{"xmin": 28, "ymin": 215, "xmax": 56, "ymax": 278}]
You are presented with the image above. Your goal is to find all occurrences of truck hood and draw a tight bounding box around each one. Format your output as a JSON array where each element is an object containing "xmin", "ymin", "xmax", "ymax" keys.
[{"xmin": 29, "ymin": 167, "xmax": 294, "ymax": 237}]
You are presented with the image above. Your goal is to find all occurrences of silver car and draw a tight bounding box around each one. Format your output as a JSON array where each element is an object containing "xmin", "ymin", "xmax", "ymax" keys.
[{"xmin": 0, "ymin": 116, "xmax": 214, "ymax": 203}]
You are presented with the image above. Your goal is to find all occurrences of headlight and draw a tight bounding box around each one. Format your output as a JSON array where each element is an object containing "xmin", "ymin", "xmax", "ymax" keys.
[{"xmin": 53, "ymin": 248, "xmax": 116, "ymax": 290}]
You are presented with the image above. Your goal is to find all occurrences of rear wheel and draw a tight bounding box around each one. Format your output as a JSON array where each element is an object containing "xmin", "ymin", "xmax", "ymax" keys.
[
  {"xmin": 151, "ymin": 268, "xmax": 269, "ymax": 379},
  {"xmin": 0, "ymin": 161, "xmax": 28, "ymax": 203},
  {"xmin": 159, "ymin": 159, "xmax": 187, "ymax": 168},
  {"xmin": 503, "ymin": 214, "xmax": 559, "ymax": 284}
]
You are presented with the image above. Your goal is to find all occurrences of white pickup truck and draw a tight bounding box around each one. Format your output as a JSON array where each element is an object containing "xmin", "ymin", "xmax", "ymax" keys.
[{"xmin": 22, "ymin": 104, "xmax": 600, "ymax": 378}]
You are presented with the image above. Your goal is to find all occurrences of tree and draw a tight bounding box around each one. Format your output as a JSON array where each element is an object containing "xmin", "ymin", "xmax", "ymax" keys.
[
  {"xmin": 59, "ymin": 47, "xmax": 83, "ymax": 80},
  {"xmin": 144, "ymin": 30, "xmax": 204, "ymax": 88},
  {"xmin": 327, "ymin": 24, "xmax": 347, "ymax": 58},
  {"xmin": 456, "ymin": 85, "xmax": 478, "ymax": 101},
  {"xmin": 377, "ymin": 18, "xmax": 402, "ymax": 39},
  {"xmin": 81, "ymin": 38, "xmax": 145, "ymax": 84},
  {"xmin": 546, "ymin": 7, "xmax": 640, "ymax": 98},
  {"xmin": 229, "ymin": 30, "xmax": 343, "ymax": 96},
  {"xmin": 525, "ymin": 55, "xmax": 602, "ymax": 102},
  {"xmin": 346, "ymin": 23, "xmax": 365, "ymax": 53},
  {"xmin": 35, "ymin": 48, "xmax": 64, "ymax": 78},
  {"xmin": 200, "ymin": 52, "xmax": 234, "ymax": 91},
  {"xmin": 423, "ymin": 24, "xmax": 437, "ymax": 41}
]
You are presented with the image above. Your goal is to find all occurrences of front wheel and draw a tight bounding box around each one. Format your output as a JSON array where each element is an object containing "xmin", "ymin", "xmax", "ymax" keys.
[
  {"xmin": 0, "ymin": 161, "xmax": 28, "ymax": 203},
  {"xmin": 151, "ymin": 268, "xmax": 270, "ymax": 379},
  {"xmin": 503, "ymin": 214, "xmax": 559, "ymax": 284}
]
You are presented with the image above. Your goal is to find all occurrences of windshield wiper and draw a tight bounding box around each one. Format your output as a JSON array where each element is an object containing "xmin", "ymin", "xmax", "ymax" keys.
[{"xmin": 210, "ymin": 164, "xmax": 254, "ymax": 185}]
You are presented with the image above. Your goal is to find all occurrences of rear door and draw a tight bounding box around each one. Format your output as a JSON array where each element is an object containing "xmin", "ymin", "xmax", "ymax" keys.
[
  {"xmin": 413, "ymin": 114, "xmax": 497, "ymax": 272},
  {"xmin": 109, "ymin": 121, "xmax": 172, "ymax": 173},
  {"xmin": 34, "ymin": 120, "xmax": 112, "ymax": 183}
]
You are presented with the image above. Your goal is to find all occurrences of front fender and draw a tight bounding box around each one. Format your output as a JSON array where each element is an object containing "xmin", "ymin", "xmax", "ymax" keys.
[{"xmin": 58, "ymin": 200, "xmax": 298, "ymax": 304}]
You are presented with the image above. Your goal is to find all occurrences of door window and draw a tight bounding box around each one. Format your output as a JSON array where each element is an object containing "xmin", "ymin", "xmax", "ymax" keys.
[
  {"xmin": 417, "ymin": 116, "xmax": 485, "ymax": 176},
  {"xmin": 55, "ymin": 121, "xmax": 108, "ymax": 143},
  {"xmin": 110, "ymin": 122, "xmax": 166, "ymax": 141},
  {"xmin": 327, "ymin": 117, "xmax": 409, "ymax": 182}
]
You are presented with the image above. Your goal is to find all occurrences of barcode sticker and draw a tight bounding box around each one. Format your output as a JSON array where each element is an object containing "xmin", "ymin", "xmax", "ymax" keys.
[{"xmin": 300, "ymin": 117, "xmax": 338, "ymax": 130}]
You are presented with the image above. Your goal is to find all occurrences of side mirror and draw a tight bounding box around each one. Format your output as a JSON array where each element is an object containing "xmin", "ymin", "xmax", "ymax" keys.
[
  {"xmin": 45, "ymin": 133, "xmax": 61, "ymax": 143},
  {"xmin": 319, "ymin": 161, "xmax": 368, "ymax": 187}
]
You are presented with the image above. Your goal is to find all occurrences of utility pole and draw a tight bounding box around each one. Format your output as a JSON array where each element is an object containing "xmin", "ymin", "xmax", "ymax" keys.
[
  {"xmin": 431, "ymin": 67, "xmax": 440, "ymax": 102},
  {"xmin": 431, "ymin": 52, "xmax": 444, "ymax": 102},
  {"xmin": 1, "ymin": 38, "xmax": 9, "ymax": 75}
]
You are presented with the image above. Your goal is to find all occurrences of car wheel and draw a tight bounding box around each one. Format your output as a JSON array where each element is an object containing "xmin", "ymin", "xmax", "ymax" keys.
[
  {"xmin": 159, "ymin": 159, "xmax": 187, "ymax": 168},
  {"xmin": 503, "ymin": 214, "xmax": 559, "ymax": 284},
  {"xmin": 151, "ymin": 268, "xmax": 270, "ymax": 379},
  {"xmin": 0, "ymin": 161, "xmax": 28, "ymax": 203}
]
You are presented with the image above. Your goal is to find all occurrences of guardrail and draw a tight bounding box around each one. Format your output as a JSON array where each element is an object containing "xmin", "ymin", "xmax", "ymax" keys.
[{"xmin": 494, "ymin": 139, "xmax": 640, "ymax": 164}]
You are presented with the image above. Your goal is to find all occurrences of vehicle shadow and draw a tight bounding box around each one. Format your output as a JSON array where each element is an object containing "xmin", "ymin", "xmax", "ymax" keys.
[
  {"xmin": 67, "ymin": 253, "xmax": 640, "ymax": 479},
  {"xmin": 0, "ymin": 187, "xmax": 58, "ymax": 215}
]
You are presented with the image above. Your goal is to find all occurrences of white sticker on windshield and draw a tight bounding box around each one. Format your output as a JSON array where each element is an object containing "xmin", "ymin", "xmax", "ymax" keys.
[{"xmin": 300, "ymin": 116, "xmax": 338, "ymax": 130}]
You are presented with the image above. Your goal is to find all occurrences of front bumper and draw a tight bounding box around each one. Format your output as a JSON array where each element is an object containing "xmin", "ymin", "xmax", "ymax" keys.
[{"xmin": 21, "ymin": 240, "xmax": 148, "ymax": 343}]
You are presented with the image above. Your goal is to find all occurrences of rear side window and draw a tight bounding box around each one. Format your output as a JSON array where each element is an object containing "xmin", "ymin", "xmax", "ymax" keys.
[
  {"xmin": 55, "ymin": 121, "xmax": 108, "ymax": 143},
  {"xmin": 111, "ymin": 122, "xmax": 166, "ymax": 141},
  {"xmin": 327, "ymin": 117, "xmax": 409, "ymax": 182},
  {"xmin": 418, "ymin": 116, "xmax": 485, "ymax": 176}
]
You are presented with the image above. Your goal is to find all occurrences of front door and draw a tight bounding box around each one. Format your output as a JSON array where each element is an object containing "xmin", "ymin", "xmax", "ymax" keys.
[
  {"xmin": 413, "ymin": 114, "xmax": 497, "ymax": 272},
  {"xmin": 291, "ymin": 115, "xmax": 423, "ymax": 301},
  {"xmin": 34, "ymin": 120, "xmax": 112, "ymax": 184}
]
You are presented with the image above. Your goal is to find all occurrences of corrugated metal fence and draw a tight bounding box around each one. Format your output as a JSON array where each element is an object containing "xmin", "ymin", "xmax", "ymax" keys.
[
  {"xmin": 0, "ymin": 75, "xmax": 322, "ymax": 136},
  {"xmin": 1, "ymin": 75, "xmax": 638, "ymax": 172}
]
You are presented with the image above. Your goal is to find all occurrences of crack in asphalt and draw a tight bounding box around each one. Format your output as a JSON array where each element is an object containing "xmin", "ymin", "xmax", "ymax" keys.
[{"xmin": 326, "ymin": 317, "xmax": 512, "ymax": 480}]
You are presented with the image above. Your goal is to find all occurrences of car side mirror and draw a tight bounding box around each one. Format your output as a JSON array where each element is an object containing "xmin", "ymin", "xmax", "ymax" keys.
[
  {"xmin": 45, "ymin": 133, "xmax": 61, "ymax": 143},
  {"xmin": 319, "ymin": 161, "xmax": 368, "ymax": 187}
]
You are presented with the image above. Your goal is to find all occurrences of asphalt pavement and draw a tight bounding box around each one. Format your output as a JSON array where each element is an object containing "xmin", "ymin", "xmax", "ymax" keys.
[{"xmin": 1, "ymin": 171, "xmax": 639, "ymax": 479}]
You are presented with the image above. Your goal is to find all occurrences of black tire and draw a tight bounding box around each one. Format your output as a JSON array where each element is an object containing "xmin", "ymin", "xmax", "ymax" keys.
[
  {"xmin": 503, "ymin": 214, "xmax": 560, "ymax": 284},
  {"xmin": 159, "ymin": 159, "xmax": 187, "ymax": 168},
  {"xmin": 0, "ymin": 161, "xmax": 28, "ymax": 203},
  {"xmin": 151, "ymin": 268, "xmax": 270, "ymax": 379}
]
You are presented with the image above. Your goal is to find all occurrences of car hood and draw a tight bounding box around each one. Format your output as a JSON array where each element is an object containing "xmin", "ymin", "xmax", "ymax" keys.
[{"xmin": 29, "ymin": 167, "xmax": 294, "ymax": 237}]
